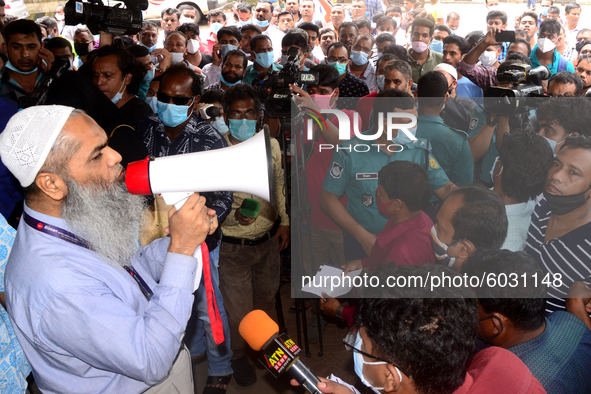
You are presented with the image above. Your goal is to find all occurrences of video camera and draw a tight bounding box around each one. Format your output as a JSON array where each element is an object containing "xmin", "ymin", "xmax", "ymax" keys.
[
  {"xmin": 252, "ymin": 47, "xmax": 319, "ymax": 118},
  {"xmin": 484, "ymin": 64, "xmax": 550, "ymax": 116},
  {"xmin": 64, "ymin": 0, "xmax": 147, "ymax": 36}
]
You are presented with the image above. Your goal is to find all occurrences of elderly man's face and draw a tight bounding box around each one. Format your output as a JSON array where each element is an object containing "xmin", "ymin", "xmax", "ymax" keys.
[
  {"xmin": 7, "ymin": 33, "xmax": 42, "ymax": 73},
  {"xmin": 64, "ymin": 115, "xmax": 124, "ymax": 187},
  {"xmin": 140, "ymin": 27, "xmax": 159, "ymax": 48},
  {"xmin": 92, "ymin": 54, "xmax": 130, "ymax": 101}
]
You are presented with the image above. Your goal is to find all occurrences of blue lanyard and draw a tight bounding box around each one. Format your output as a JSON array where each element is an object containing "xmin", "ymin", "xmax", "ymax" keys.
[{"xmin": 23, "ymin": 212, "xmax": 153, "ymax": 301}]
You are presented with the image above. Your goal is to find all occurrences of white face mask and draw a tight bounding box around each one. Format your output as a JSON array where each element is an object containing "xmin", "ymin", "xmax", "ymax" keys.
[
  {"xmin": 538, "ymin": 37, "xmax": 556, "ymax": 53},
  {"xmin": 179, "ymin": 16, "xmax": 194, "ymax": 25},
  {"xmin": 171, "ymin": 52, "xmax": 185, "ymax": 65},
  {"xmin": 55, "ymin": 13, "xmax": 65, "ymax": 21},
  {"xmin": 479, "ymin": 50, "xmax": 498, "ymax": 67},
  {"xmin": 187, "ymin": 39, "xmax": 200, "ymax": 55}
]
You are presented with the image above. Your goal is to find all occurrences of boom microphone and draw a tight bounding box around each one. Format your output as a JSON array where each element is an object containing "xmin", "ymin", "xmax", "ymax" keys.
[{"xmin": 239, "ymin": 310, "xmax": 322, "ymax": 394}]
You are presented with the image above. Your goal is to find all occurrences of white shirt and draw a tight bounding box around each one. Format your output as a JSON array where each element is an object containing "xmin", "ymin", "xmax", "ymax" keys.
[{"xmin": 262, "ymin": 25, "xmax": 285, "ymax": 61}]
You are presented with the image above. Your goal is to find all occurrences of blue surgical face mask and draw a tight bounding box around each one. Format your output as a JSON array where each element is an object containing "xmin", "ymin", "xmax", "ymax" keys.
[
  {"xmin": 143, "ymin": 68, "xmax": 155, "ymax": 84},
  {"xmin": 221, "ymin": 44, "xmax": 238, "ymax": 57},
  {"xmin": 211, "ymin": 116, "xmax": 229, "ymax": 134},
  {"xmin": 353, "ymin": 332, "xmax": 392, "ymax": 394},
  {"xmin": 350, "ymin": 50, "xmax": 369, "ymax": 66},
  {"xmin": 377, "ymin": 75, "xmax": 385, "ymax": 91},
  {"xmin": 393, "ymin": 126, "xmax": 417, "ymax": 145},
  {"xmin": 229, "ymin": 118, "xmax": 257, "ymax": 141},
  {"xmin": 431, "ymin": 226, "xmax": 461, "ymax": 268},
  {"xmin": 255, "ymin": 51, "xmax": 275, "ymax": 68},
  {"xmin": 140, "ymin": 42, "xmax": 156, "ymax": 53},
  {"xmin": 430, "ymin": 39, "xmax": 443, "ymax": 53},
  {"xmin": 111, "ymin": 80, "xmax": 126, "ymax": 105},
  {"xmin": 157, "ymin": 99, "xmax": 194, "ymax": 127},
  {"xmin": 255, "ymin": 18, "xmax": 270, "ymax": 28},
  {"xmin": 145, "ymin": 96, "xmax": 158, "ymax": 113},
  {"xmin": 220, "ymin": 74, "xmax": 242, "ymax": 86},
  {"xmin": 328, "ymin": 61, "xmax": 347, "ymax": 76},
  {"xmin": 211, "ymin": 22, "xmax": 224, "ymax": 35},
  {"xmin": 542, "ymin": 135, "xmax": 570, "ymax": 157},
  {"xmin": 5, "ymin": 61, "xmax": 38, "ymax": 75}
]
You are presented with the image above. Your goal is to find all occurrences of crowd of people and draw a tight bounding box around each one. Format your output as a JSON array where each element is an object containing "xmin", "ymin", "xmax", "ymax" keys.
[{"xmin": 0, "ymin": 0, "xmax": 591, "ymax": 393}]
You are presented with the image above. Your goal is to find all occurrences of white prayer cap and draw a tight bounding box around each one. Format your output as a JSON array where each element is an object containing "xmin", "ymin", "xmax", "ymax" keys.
[
  {"xmin": 0, "ymin": 105, "xmax": 75, "ymax": 187},
  {"xmin": 433, "ymin": 63, "xmax": 458, "ymax": 81}
]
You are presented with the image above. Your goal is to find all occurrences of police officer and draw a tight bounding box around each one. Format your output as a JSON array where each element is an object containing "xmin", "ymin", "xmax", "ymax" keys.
[{"xmin": 320, "ymin": 89, "xmax": 457, "ymax": 261}]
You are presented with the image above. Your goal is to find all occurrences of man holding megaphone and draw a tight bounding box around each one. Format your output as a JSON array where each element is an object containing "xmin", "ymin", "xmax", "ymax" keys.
[
  {"xmin": 217, "ymin": 84, "xmax": 290, "ymax": 387},
  {"xmin": 137, "ymin": 66, "xmax": 235, "ymax": 391}
]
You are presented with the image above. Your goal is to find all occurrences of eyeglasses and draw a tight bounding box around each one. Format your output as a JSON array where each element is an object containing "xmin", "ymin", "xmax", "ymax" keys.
[
  {"xmin": 343, "ymin": 326, "xmax": 411, "ymax": 378},
  {"xmin": 327, "ymin": 56, "xmax": 348, "ymax": 63},
  {"xmin": 157, "ymin": 91, "xmax": 194, "ymax": 105}
]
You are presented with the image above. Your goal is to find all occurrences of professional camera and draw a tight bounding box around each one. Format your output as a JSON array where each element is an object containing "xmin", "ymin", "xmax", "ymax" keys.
[
  {"xmin": 484, "ymin": 64, "xmax": 550, "ymax": 116},
  {"xmin": 252, "ymin": 46, "xmax": 319, "ymax": 118},
  {"xmin": 64, "ymin": 0, "xmax": 147, "ymax": 36}
]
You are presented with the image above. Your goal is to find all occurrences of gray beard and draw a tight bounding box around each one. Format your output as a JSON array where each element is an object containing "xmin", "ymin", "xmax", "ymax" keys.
[{"xmin": 61, "ymin": 178, "xmax": 147, "ymax": 269}]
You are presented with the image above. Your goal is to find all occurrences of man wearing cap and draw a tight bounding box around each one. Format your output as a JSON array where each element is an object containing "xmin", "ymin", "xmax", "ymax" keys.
[{"xmin": 0, "ymin": 105, "xmax": 215, "ymax": 393}]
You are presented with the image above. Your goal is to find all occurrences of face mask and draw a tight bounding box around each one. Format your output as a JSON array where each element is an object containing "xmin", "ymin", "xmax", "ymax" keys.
[
  {"xmin": 229, "ymin": 118, "xmax": 257, "ymax": 141},
  {"xmin": 211, "ymin": 22, "xmax": 224, "ymax": 35},
  {"xmin": 430, "ymin": 39, "xmax": 443, "ymax": 53},
  {"xmin": 5, "ymin": 61, "xmax": 38, "ymax": 75},
  {"xmin": 74, "ymin": 42, "xmax": 91, "ymax": 57},
  {"xmin": 187, "ymin": 39, "xmax": 200, "ymax": 54},
  {"xmin": 411, "ymin": 40, "xmax": 428, "ymax": 53},
  {"xmin": 431, "ymin": 226, "xmax": 461, "ymax": 268},
  {"xmin": 450, "ymin": 29, "xmax": 458, "ymax": 35},
  {"xmin": 157, "ymin": 99, "xmax": 194, "ymax": 127},
  {"xmin": 350, "ymin": 50, "xmax": 369, "ymax": 66},
  {"xmin": 489, "ymin": 156, "xmax": 503, "ymax": 181},
  {"xmin": 55, "ymin": 13, "xmax": 65, "ymax": 21},
  {"xmin": 171, "ymin": 52, "xmax": 185, "ymax": 65},
  {"xmin": 221, "ymin": 44, "xmax": 238, "ymax": 57},
  {"xmin": 353, "ymin": 332, "xmax": 395, "ymax": 394},
  {"xmin": 179, "ymin": 16, "xmax": 194, "ymax": 25},
  {"xmin": 328, "ymin": 61, "xmax": 347, "ymax": 76},
  {"xmin": 377, "ymin": 75, "xmax": 385, "ymax": 91},
  {"xmin": 255, "ymin": 51, "xmax": 275, "ymax": 68},
  {"xmin": 309, "ymin": 92, "xmax": 335, "ymax": 109},
  {"xmin": 479, "ymin": 50, "xmax": 498, "ymax": 67},
  {"xmin": 220, "ymin": 74, "xmax": 242, "ymax": 86},
  {"xmin": 393, "ymin": 126, "xmax": 417, "ymax": 145},
  {"xmin": 541, "ymin": 6, "xmax": 549, "ymax": 16},
  {"xmin": 478, "ymin": 315, "xmax": 504, "ymax": 343},
  {"xmin": 145, "ymin": 96, "xmax": 159, "ymax": 113},
  {"xmin": 542, "ymin": 135, "xmax": 570, "ymax": 156},
  {"xmin": 375, "ymin": 187, "xmax": 398, "ymax": 217},
  {"xmin": 140, "ymin": 42, "xmax": 157, "ymax": 53},
  {"xmin": 544, "ymin": 188, "xmax": 591, "ymax": 215},
  {"xmin": 393, "ymin": 17, "xmax": 401, "ymax": 27},
  {"xmin": 488, "ymin": 5, "xmax": 500, "ymax": 11},
  {"xmin": 237, "ymin": 19, "xmax": 250, "ymax": 28},
  {"xmin": 255, "ymin": 18, "xmax": 270, "ymax": 28},
  {"xmin": 538, "ymin": 37, "xmax": 556, "ymax": 53},
  {"xmin": 143, "ymin": 68, "xmax": 155, "ymax": 84},
  {"xmin": 111, "ymin": 80, "xmax": 126, "ymax": 104},
  {"xmin": 211, "ymin": 116, "xmax": 229, "ymax": 134}
]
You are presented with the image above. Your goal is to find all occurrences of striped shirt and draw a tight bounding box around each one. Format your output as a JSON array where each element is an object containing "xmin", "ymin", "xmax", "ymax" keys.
[{"xmin": 525, "ymin": 197, "xmax": 591, "ymax": 313}]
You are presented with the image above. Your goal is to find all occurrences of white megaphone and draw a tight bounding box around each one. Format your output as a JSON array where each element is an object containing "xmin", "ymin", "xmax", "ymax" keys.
[{"xmin": 125, "ymin": 127, "xmax": 275, "ymax": 207}]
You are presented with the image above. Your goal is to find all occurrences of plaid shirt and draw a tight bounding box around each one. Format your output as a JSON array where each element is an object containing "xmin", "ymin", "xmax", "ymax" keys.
[
  {"xmin": 563, "ymin": 46, "xmax": 578, "ymax": 63},
  {"xmin": 497, "ymin": 42, "xmax": 510, "ymax": 62},
  {"xmin": 366, "ymin": 0, "xmax": 384, "ymax": 19},
  {"xmin": 0, "ymin": 66, "xmax": 44, "ymax": 106},
  {"xmin": 138, "ymin": 112, "xmax": 233, "ymax": 250}
]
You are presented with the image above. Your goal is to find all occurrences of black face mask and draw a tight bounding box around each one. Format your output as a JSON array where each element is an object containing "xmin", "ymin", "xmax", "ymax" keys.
[
  {"xmin": 477, "ymin": 315, "xmax": 503, "ymax": 343},
  {"xmin": 544, "ymin": 188, "xmax": 591, "ymax": 215},
  {"xmin": 74, "ymin": 42, "xmax": 91, "ymax": 57}
]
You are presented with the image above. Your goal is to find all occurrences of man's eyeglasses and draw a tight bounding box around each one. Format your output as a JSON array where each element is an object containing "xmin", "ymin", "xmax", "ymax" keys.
[
  {"xmin": 327, "ymin": 56, "xmax": 349, "ymax": 63},
  {"xmin": 157, "ymin": 92, "xmax": 194, "ymax": 106},
  {"xmin": 343, "ymin": 326, "xmax": 411, "ymax": 378}
]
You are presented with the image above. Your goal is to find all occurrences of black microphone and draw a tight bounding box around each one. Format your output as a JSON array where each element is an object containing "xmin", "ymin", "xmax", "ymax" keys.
[{"xmin": 239, "ymin": 310, "xmax": 322, "ymax": 394}]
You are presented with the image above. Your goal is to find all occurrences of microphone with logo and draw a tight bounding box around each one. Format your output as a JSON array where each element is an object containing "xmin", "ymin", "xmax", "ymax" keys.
[{"xmin": 239, "ymin": 310, "xmax": 322, "ymax": 394}]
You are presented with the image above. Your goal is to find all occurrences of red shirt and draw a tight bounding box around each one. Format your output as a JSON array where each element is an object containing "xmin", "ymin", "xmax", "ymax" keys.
[
  {"xmin": 362, "ymin": 211, "xmax": 435, "ymax": 269},
  {"xmin": 305, "ymin": 109, "xmax": 360, "ymax": 231},
  {"xmin": 454, "ymin": 347, "xmax": 546, "ymax": 394},
  {"xmin": 355, "ymin": 91, "xmax": 378, "ymax": 133}
]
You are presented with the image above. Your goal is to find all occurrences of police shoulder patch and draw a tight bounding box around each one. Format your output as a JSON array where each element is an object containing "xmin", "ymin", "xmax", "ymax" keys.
[
  {"xmin": 330, "ymin": 162, "xmax": 344, "ymax": 178},
  {"xmin": 469, "ymin": 117, "xmax": 478, "ymax": 130},
  {"xmin": 429, "ymin": 156, "xmax": 439, "ymax": 169}
]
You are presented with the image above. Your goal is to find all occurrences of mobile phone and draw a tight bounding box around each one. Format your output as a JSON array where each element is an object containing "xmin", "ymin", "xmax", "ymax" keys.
[{"xmin": 495, "ymin": 30, "xmax": 515, "ymax": 42}]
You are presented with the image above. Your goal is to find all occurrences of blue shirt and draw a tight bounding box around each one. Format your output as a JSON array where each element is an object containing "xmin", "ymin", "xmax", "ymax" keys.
[
  {"xmin": 530, "ymin": 46, "xmax": 575, "ymax": 76},
  {"xmin": 0, "ymin": 214, "xmax": 30, "ymax": 393},
  {"xmin": 456, "ymin": 77, "xmax": 483, "ymax": 106},
  {"xmin": 5, "ymin": 204, "xmax": 198, "ymax": 394},
  {"xmin": 509, "ymin": 311, "xmax": 591, "ymax": 393}
]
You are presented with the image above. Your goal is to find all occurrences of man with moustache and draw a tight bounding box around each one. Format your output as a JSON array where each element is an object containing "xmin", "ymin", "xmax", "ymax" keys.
[
  {"xmin": 0, "ymin": 105, "xmax": 215, "ymax": 393},
  {"xmin": 526, "ymin": 135, "xmax": 591, "ymax": 315}
]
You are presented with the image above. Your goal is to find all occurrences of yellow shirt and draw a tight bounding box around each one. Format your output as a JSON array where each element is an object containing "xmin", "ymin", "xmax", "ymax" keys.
[{"xmin": 221, "ymin": 134, "xmax": 289, "ymax": 239}]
